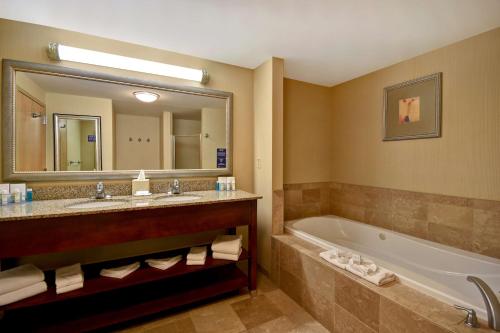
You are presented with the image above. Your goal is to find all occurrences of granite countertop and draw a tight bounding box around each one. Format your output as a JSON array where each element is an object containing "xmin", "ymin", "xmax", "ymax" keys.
[{"xmin": 0, "ymin": 190, "xmax": 261, "ymax": 221}]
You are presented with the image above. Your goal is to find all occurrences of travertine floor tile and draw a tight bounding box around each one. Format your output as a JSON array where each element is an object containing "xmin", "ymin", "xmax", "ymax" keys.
[
  {"xmin": 246, "ymin": 316, "xmax": 296, "ymax": 333},
  {"xmin": 266, "ymin": 289, "xmax": 315, "ymax": 327},
  {"xmin": 290, "ymin": 321, "xmax": 330, "ymax": 333},
  {"xmin": 190, "ymin": 302, "xmax": 246, "ymax": 333},
  {"xmin": 144, "ymin": 317, "xmax": 196, "ymax": 333},
  {"xmin": 231, "ymin": 295, "xmax": 283, "ymax": 329}
]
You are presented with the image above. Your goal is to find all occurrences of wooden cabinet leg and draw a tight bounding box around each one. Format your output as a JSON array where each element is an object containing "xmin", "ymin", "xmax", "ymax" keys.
[{"xmin": 248, "ymin": 201, "xmax": 257, "ymax": 291}]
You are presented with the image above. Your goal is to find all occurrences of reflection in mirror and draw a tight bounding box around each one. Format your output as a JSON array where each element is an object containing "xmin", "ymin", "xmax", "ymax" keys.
[
  {"xmin": 54, "ymin": 114, "xmax": 101, "ymax": 171},
  {"xmin": 13, "ymin": 70, "xmax": 228, "ymax": 173}
]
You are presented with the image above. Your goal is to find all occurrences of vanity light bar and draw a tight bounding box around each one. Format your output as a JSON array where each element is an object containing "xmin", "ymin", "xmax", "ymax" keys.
[{"xmin": 47, "ymin": 43, "xmax": 209, "ymax": 84}]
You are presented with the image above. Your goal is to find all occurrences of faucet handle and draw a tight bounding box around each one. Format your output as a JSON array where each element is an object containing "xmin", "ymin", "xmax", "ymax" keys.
[{"xmin": 454, "ymin": 304, "xmax": 479, "ymax": 328}]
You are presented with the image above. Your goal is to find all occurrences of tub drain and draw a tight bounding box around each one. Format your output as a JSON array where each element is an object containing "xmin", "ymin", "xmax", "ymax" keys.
[{"xmin": 378, "ymin": 233, "xmax": 386, "ymax": 240}]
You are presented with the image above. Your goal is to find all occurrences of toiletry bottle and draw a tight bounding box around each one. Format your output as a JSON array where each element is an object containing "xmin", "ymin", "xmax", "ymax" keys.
[
  {"xmin": 1, "ymin": 190, "xmax": 9, "ymax": 205},
  {"xmin": 26, "ymin": 188, "xmax": 33, "ymax": 202},
  {"xmin": 230, "ymin": 177, "xmax": 236, "ymax": 191},
  {"xmin": 13, "ymin": 189, "xmax": 21, "ymax": 203},
  {"xmin": 218, "ymin": 177, "xmax": 226, "ymax": 191}
]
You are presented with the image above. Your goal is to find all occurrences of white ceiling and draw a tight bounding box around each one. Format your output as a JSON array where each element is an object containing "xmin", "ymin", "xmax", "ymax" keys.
[
  {"xmin": 20, "ymin": 71, "xmax": 226, "ymax": 119},
  {"xmin": 2, "ymin": 0, "xmax": 500, "ymax": 86}
]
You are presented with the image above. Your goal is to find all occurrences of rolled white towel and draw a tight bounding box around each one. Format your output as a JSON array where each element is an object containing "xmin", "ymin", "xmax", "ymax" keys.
[
  {"xmin": 319, "ymin": 248, "xmax": 352, "ymax": 269},
  {"xmin": 211, "ymin": 235, "xmax": 242, "ymax": 255},
  {"xmin": 187, "ymin": 247, "xmax": 207, "ymax": 261},
  {"xmin": 56, "ymin": 281, "xmax": 83, "ymax": 294},
  {"xmin": 146, "ymin": 255, "xmax": 183, "ymax": 270},
  {"xmin": 347, "ymin": 258, "xmax": 378, "ymax": 276},
  {"xmin": 346, "ymin": 265, "xmax": 396, "ymax": 286},
  {"xmin": 0, "ymin": 281, "xmax": 47, "ymax": 306},
  {"xmin": 0, "ymin": 264, "xmax": 45, "ymax": 296},
  {"xmin": 213, "ymin": 249, "xmax": 242, "ymax": 261},
  {"xmin": 55, "ymin": 263, "xmax": 83, "ymax": 289},
  {"xmin": 100, "ymin": 262, "xmax": 140, "ymax": 279}
]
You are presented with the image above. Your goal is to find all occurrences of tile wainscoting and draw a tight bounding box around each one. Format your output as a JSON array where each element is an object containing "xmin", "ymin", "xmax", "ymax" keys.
[
  {"xmin": 272, "ymin": 234, "xmax": 496, "ymax": 333},
  {"xmin": 284, "ymin": 182, "xmax": 500, "ymax": 259}
]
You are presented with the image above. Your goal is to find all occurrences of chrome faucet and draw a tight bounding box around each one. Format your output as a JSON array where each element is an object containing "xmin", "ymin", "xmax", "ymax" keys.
[
  {"xmin": 171, "ymin": 179, "xmax": 181, "ymax": 195},
  {"xmin": 467, "ymin": 276, "xmax": 500, "ymax": 330},
  {"xmin": 95, "ymin": 182, "xmax": 106, "ymax": 199}
]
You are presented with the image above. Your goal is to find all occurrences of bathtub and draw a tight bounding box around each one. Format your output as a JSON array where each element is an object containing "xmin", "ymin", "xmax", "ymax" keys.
[{"xmin": 285, "ymin": 215, "xmax": 500, "ymax": 320}]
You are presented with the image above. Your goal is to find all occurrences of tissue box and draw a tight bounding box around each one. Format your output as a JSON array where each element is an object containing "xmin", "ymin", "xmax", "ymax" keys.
[{"xmin": 132, "ymin": 179, "xmax": 150, "ymax": 195}]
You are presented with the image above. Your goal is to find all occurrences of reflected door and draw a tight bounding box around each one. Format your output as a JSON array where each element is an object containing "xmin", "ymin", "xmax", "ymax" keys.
[{"xmin": 15, "ymin": 89, "xmax": 46, "ymax": 171}]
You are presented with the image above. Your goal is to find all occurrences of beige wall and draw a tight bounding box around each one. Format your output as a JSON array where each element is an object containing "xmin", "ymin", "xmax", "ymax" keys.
[
  {"xmin": 254, "ymin": 57, "xmax": 284, "ymax": 272},
  {"xmin": 201, "ymin": 108, "xmax": 226, "ymax": 169},
  {"xmin": 162, "ymin": 112, "xmax": 173, "ymax": 169},
  {"xmin": 45, "ymin": 93, "xmax": 113, "ymax": 171},
  {"xmin": 16, "ymin": 71, "xmax": 46, "ymax": 103},
  {"xmin": 115, "ymin": 113, "xmax": 161, "ymax": 170},
  {"xmin": 284, "ymin": 79, "xmax": 332, "ymax": 184},
  {"xmin": 330, "ymin": 27, "xmax": 500, "ymax": 201},
  {"xmin": 0, "ymin": 18, "xmax": 254, "ymax": 191}
]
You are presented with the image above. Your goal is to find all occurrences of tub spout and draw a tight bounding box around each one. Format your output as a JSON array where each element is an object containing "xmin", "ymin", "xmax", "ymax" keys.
[{"xmin": 467, "ymin": 276, "xmax": 500, "ymax": 330}]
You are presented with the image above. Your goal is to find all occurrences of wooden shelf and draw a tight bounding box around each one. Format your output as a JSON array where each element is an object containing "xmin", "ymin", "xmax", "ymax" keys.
[
  {"xmin": 1, "ymin": 248, "xmax": 248, "ymax": 311},
  {"xmin": 1, "ymin": 266, "xmax": 247, "ymax": 333}
]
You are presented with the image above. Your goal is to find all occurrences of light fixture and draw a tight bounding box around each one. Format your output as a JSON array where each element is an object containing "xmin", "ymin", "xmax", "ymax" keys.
[
  {"xmin": 133, "ymin": 91, "xmax": 159, "ymax": 103},
  {"xmin": 47, "ymin": 43, "xmax": 209, "ymax": 84}
]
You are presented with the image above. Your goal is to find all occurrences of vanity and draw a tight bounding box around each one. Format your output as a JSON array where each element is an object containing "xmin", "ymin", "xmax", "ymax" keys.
[{"xmin": 0, "ymin": 190, "xmax": 260, "ymax": 332}]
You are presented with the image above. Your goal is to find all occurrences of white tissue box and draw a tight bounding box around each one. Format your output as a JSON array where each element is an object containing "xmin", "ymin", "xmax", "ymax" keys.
[{"xmin": 132, "ymin": 179, "xmax": 150, "ymax": 195}]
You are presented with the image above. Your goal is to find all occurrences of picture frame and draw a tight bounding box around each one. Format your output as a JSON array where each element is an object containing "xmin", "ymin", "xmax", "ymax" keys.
[{"xmin": 383, "ymin": 72, "xmax": 442, "ymax": 141}]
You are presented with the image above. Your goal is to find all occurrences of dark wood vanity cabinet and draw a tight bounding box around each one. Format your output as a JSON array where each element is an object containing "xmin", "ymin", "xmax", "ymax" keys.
[{"xmin": 0, "ymin": 199, "xmax": 258, "ymax": 332}]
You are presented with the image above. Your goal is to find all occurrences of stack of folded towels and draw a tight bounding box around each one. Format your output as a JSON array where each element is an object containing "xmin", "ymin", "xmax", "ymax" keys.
[
  {"xmin": 55, "ymin": 263, "xmax": 83, "ymax": 294},
  {"xmin": 211, "ymin": 235, "xmax": 242, "ymax": 261},
  {"xmin": 0, "ymin": 264, "xmax": 47, "ymax": 306},
  {"xmin": 100, "ymin": 262, "xmax": 140, "ymax": 279},
  {"xmin": 320, "ymin": 247, "xmax": 396, "ymax": 286},
  {"xmin": 145, "ymin": 255, "xmax": 183, "ymax": 270},
  {"xmin": 187, "ymin": 247, "xmax": 207, "ymax": 265}
]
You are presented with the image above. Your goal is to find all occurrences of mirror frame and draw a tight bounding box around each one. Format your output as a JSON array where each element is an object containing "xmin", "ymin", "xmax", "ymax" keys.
[{"xmin": 2, "ymin": 59, "xmax": 233, "ymax": 181}]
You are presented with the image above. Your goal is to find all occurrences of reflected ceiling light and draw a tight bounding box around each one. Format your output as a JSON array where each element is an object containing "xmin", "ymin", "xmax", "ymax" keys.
[
  {"xmin": 47, "ymin": 43, "xmax": 209, "ymax": 84},
  {"xmin": 133, "ymin": 91, "xmax": 159, "ymax": 103}
]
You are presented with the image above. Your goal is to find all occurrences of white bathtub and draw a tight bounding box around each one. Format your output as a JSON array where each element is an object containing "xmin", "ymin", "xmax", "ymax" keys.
[{"xmin": 285, "ymin": 215, "xmax": 500, "ymax": 320}]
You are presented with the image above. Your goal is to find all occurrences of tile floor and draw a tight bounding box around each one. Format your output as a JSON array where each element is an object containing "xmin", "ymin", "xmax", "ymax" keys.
[{"xmin": 116, "ymin": 273, "xmax": 328, "ymax": 333}]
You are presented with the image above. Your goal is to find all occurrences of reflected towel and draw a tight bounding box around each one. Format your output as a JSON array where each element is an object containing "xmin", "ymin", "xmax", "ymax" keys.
[
  {"xmin": 346, "ymin": 265, "xmax": 396, "ymax": 286},
  {"xmin": 55, "ymin": 263, "xmax": 83, "ymax": 288},
  {"xmin": 186, "ymin": 258, "xmax": 206, "ymax": 266},
  {"xmin": 146, "ymin": 255, "xmax": 183, "ymax": 270},
  {"xmin": 0, "ymin": 281, "xmax": 47, "ymax": 306},
  {"xmin": 213, "ymin": 249, "xmax": 242, "ymax": 261},
  {"xmin": 56, "ymin": 281, "xmax": 83, "ymax": 294},
  {"xmin": 0, "ymin": 264, "xmax": 45, "ymax": 295},
  {"xmin": 319, "ymin": 248, "xmax": 352, "ymax": 269},
  {"xmin": 187, "ymin": 247, "xmax": 207, "ymax": 261},
  {"xmin": 211, "ymin": 235, "xmax": 242, "ymax": 255},
  {"xmin": 100, "ymin": 262, "xmax": 140, "ymax": 279}
]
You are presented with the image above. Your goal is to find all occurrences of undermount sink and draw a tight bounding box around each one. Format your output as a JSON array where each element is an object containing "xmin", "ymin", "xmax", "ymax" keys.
[
  {"xmin": 66, "ymin": 199, "xmax": 128, "ymax": 209},
  {"xmin": 154, "ymin": 195, "xmax": 202, "ymax": 202}
]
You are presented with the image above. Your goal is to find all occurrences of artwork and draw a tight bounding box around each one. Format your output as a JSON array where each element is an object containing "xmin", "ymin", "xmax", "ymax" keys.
[{"xmin": 383, "ymin": 73, "xmax": 441, "ymax": 141}]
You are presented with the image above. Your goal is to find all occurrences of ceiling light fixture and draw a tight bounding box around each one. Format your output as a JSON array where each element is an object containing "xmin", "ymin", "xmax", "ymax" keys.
[
  {"xmin": 47, "ymin": 43, "xmax": 209, "ymax": 84},
  {"xmin": 133, "ymin": 91, "xmax": 159, "ymax": 103}
]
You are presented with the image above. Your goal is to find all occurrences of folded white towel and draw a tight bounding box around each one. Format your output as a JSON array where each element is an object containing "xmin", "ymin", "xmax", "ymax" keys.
[
  {"xmin": 211, "ymin": 235, "xmax": 242, "ymax": 255},
  {"xmin": 56, "ymin": 281, "xmax": 83, "ymax": 294},
  {"xmin": 55, "ymin": 263, "xmax": 83, "ymax": 288},
  {"xmin": 100, "ymin": 262, "xmax": 140, "ymax": 279},
  {"xmin": 0, "ymin": 264, "xmax": 45, "ymax": 296},
  {"xmin": 0, "ymin": 281, "xmax": 47, "ymax": 306},
  {"xmin": 146, "ymin": 255, "xmax": 183, "ymax": 270},
  {"xmin": 213, "ymin": 248, "xmax": 242, "ymax": 261},
  {"xmin": 319, "ymin": 248, "xmax": 353, "ymax": 269},
  {"xmin": 346, "ymin": 265, "xmax": 396, "ymax": 286},
  {"xmin": 347, "ymin": 258, "xmax": 378, "ymax": 276},
  {"xmin": 187, "ymin": 247, "xmax": 207, "ymax": 261},
  {"xmin": 186, "ymin": 258, "xmax": 206, "ymax": 266}
]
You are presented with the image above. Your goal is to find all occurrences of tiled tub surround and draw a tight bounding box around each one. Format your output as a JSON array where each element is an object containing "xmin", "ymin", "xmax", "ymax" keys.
[
  {"xmin": 28, "ymin": 177, "xmax": 217, "ymax": 201},
  {"xmin": 272, "ymin": 235, "xmax": 497, "ymax": 333},
  {"xmin": 284, "ymin": 182, "xmax": 500, "ymax": 260}
]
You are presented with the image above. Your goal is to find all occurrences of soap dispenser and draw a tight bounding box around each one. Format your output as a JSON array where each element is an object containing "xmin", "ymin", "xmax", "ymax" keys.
[{"xmin": 132, "ymin": 170, "xmax": 150, "ymax": 196}]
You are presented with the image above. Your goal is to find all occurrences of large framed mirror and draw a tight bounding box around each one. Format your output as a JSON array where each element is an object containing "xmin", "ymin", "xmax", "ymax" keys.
[{"xmin": 2, "ymin": 59, "xmax": 232, "ymax": 181}]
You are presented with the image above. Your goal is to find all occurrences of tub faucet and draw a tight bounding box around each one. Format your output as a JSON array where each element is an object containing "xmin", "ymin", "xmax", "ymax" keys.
[{"xmin": 467, "ymin": 276, "xmax": 500, "ymax": 330}]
